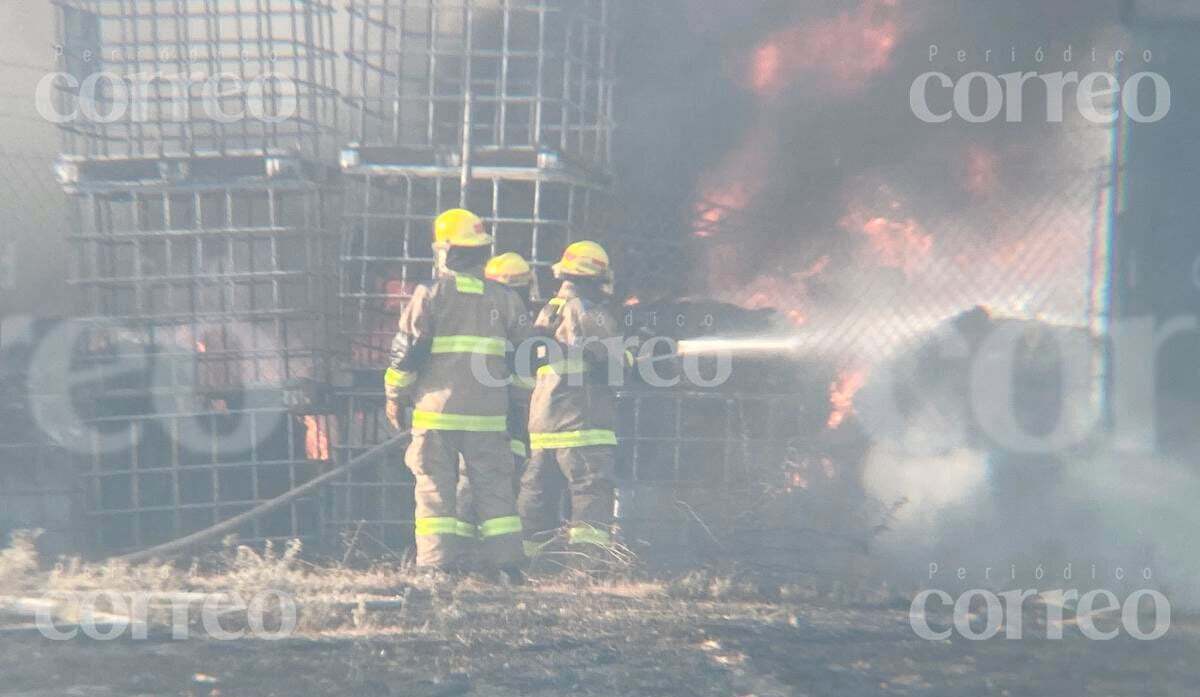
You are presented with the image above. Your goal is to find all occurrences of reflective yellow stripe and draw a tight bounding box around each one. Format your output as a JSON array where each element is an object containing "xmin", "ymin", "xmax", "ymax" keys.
[
  {"xmin": 537, "ymin": 358, "xmax": 586, "ymax": 376},
  {"xmin": 415, "ymin": 517, "xmax": 477, "ymax": 537},
  {"xmin": 411, "ymin": 410, "xmax": 508, "ymax": 432},
  {"xmin": 479, "ymin": 515, "xmax": 523, "ymax": 538},
  {"xmin": 415, "ymin": 517, "xmax": 460, "ymax": 536},
  {"xmin": 529, "ymin": 429, "xmax": 618, "ymax": 449},
  {"xmin": 384, "ymin": 367, "xmax": 416, "ymax": 388},
  {"xmin": 431, "ymin": 335, "xmax": 506, "ymax": 356},
  {"xmin": 549, "ymin": 298, "xmax": 566, "ymax": 307},
  {"xmin": 569, "ymin": 524, "xmax": 612, "ymax": 546},
  {"xmin": 455, "ymin": 275, "xmax": 484, "ymax": 294},
  {"xmin": 510, "ymin": 439, "xmax": 528, "ymax": 457},
  {"xmin": 624, "ymin": 350, "xmax": 635, "ymax": 367}
]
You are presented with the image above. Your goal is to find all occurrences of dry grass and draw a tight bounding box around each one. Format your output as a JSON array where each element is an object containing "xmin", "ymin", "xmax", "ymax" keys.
[
  {"xmin": 0, "ymin": 524, "xmax": 893, "ymax": 646},
  {"xmin": 4, "ymin": 530, "xmax": 1200, "ymax": 696},
  {"xmin": 0, "ymin": 529, "xmax": 41, "ymax": 594},
  {"xmin": 0, "ymin": 530, "xmax": 678, "ymax": 637}
]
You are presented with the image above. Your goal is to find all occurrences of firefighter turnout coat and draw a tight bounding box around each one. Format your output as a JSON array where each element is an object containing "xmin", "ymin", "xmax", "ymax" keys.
[
  {"xmin": 385, "ymin": 271, "xmax": 529, "ymax": 568},
  {"xmin": 518, "ymin": 280, "xmax": 624, "ymax": 547}
]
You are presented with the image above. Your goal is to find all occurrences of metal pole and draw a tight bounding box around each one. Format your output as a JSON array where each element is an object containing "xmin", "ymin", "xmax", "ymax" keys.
[{"xmin": 459, "ymin": 0, "xmax": 474, "ymax": 207}]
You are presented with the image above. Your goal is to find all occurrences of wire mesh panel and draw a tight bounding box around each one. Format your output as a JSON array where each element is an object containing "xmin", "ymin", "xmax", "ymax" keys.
[
  {"xmin": 612, "ymin": 390, "xmax": 845, "ymax": 557},
  {"xmin": 338, "ymin": 165, "xmax": 610, "ymax": 369},
  {"xmin": 324, "ymin": 389, "xmax": 414, "ymax": 556},
  {"xmin": 53, "ymin": 0, "xmax": 339, "ymax": 161},
  {"xmin": 64, "ymin": 164, "xmax": 338, "ymax": 388},
  {"xmin": 55, "ymin": 155, "xmax": 339, "ymax": 554},
  {"xmin": 328, "ymin": 164, "xmax": 609, "ymax": 547},
  {"xmin": 345, "ymin": 0, "xmax": 614, "ymax": 174},
  {"xmin": 332, "ymin": 0, "xmax": 616, "ymax": 549},
  {"xmin": 72, "ymin": 392, "xmax": 330, "ymax": 552}
]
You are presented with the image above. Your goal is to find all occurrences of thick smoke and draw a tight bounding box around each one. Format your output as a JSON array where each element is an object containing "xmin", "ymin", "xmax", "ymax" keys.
[
  {"xmin": 0, "ymin": 2, "xmax": 68, "ymax": 317},
  {"xmin": 615, "ymin": 0, "xmax": 1121, "ymax": 318},
  {"xmin": 616, "ymin": 0, "xmax": 1200, "ymax": 607}
]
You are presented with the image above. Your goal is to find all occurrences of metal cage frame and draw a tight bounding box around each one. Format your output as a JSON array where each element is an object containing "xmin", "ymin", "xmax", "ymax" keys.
[
  {"xmin": 56, "ymin": 152, "xmax": 341, "ymax": 555},
  {"xmin": 53, "ymin": 0, "xmax": 340, "ymax": 162},
  {"xmin": 61, "ymin": 156, "xmax": 340, "ymax": 391},
  {"xmin": 344, "ymin": 0, "xmax": 614, "ymax": 175},
  {"xmin": 337, "ymin": 158, "xmax": 611, "ymax": 369},
  {"xmin": 330, "ymin": 0, "xmax": 616, "ymax": 547}
]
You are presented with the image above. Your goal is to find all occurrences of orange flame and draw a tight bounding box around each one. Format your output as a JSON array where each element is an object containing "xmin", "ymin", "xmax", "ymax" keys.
[
  {"xmin": 828, "ymin": 368, "xmax": 868, "ymax": 429},
  {"xmin": 839, "ymin": 204, "xmax": 933, "ymax": 278},
  {"xmin": 304, "ymin": 415, "xmax": 331, "ymax": 461},
  {"xmin": 692, "ymin": 126, "xmax": 773, "ymax": 240},
  {"xmin": 964, "ymin": 144, "xmax": 999, "ymax": 198},
  {"xmin": 727, "ymin": 255, "xmax": 829, "ymax": 326},
  {"xmin": 691, "ymin": 1, "xmax": 907, "ymax": 320},
  {"xmin": 748, "ymin": 0, "xmax": 901, "ymax": 97}
]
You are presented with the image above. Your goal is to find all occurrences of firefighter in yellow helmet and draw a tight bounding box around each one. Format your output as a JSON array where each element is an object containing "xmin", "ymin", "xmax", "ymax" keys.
[
  {"xmin": 485, "ymin": 252, "xmax": 535, "ymax": 293},
  {"xmin": 518, "ymin": 240, "xmax": 625, "ymax": 556},
  {"xmin": 384, "ymin": 209, "xmax": 528, "ymax": 574},
  {"xmin": 455, "ymin": 252, "xmax": 536, "ymax": 534},
  {"xmin": 484, "ymin": 252, "xmax": 536, "ymax": 461}
]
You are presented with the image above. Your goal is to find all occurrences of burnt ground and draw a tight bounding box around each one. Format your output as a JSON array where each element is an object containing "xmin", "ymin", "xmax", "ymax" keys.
[{"xmin": 1, "ymin": 578, "xmax": 1196, "ymax": 697}]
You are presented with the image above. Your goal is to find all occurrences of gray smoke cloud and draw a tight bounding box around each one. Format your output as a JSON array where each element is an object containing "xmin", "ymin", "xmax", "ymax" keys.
[{"xmin": 0, "ymin": 1, "xmax": 68, "ymax": 317}]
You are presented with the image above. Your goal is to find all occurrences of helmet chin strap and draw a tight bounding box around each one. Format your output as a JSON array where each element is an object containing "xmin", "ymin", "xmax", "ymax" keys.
[
  {"xmin": 601, "ymin": 270, "xmax": 615, "ymax": 297},
  {"xmin": 432, "ymin": 243, "xmax": 450, "ymax": 276},
  {"xmin": 529, "ymin": 268, "xmax": 543, "ymax": 303}
]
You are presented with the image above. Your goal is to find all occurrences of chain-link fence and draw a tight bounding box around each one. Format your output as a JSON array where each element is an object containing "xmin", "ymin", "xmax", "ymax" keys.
[{"xmin": 0, "ymin": 4, "xmax": 1120, "ymax": 564}]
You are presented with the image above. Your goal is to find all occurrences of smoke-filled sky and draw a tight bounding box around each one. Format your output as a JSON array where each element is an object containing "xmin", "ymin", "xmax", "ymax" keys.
[
  {"xmin": 0, "ymin": 1, "xmax": 64, "ymax": 317},
  {"xmin": 0, "ymin": 1, "xmax": 57, "ymax": 151},
  {"xmin": 615, "ymin": 0, "xmax": 1125, "ymax": 348},
  {"xmin": 0, "ymin": 0, "xmax": 1131, "ymax": 324}
]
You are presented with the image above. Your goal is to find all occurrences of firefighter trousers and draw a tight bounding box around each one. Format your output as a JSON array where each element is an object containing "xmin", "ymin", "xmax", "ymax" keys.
[
  {"xmin": 457, "ymin": 451, "xmax": 526, "ymax": 525},
  {"xmin": 517, "ymin": 445, "xmax": 615, "ymax": 545},
  {"xmin": 405, "ymin": 429, "xmax": 523, "ymax": 569}
]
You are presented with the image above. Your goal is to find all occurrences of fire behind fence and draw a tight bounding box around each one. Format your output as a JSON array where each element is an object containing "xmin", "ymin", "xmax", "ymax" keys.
[
  {"xmin": 53, "ymin": 156, "xmax": 341, "ymax": 552},
  {"xmin": 0, "ymin": 1, "xmax": 1116, "ymax": 561}
]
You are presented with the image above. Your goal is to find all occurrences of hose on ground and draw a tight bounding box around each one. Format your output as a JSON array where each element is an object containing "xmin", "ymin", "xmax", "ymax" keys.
[{"xmin": 112, "ymin": 433, "xmax": 410, "ymax": 565}]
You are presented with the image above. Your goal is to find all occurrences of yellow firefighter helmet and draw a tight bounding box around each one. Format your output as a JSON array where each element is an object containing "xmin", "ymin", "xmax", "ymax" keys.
[
  {"xmin": 552, "ymin": 240, "xmax": 611, "ymax": 279},
  {"xmin": 485, "ymin": 252, "xmax": 533, "ymax": 288},
  {"xmin": 433, "ymin": 208, "xmax": 492, "ymax": 248}
]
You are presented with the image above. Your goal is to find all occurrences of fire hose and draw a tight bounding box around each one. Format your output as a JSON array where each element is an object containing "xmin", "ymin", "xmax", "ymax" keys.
[
  {"xmin": 109, "ymin": 337, "xmax": 810, "ymax": 564},
  {"xmin": 111, "ymin": 433, "xmax": 410, "ymax": 565},
  {"xmin": 633, "ymin": 335, "xmax": 820, "ymax": 366}
]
